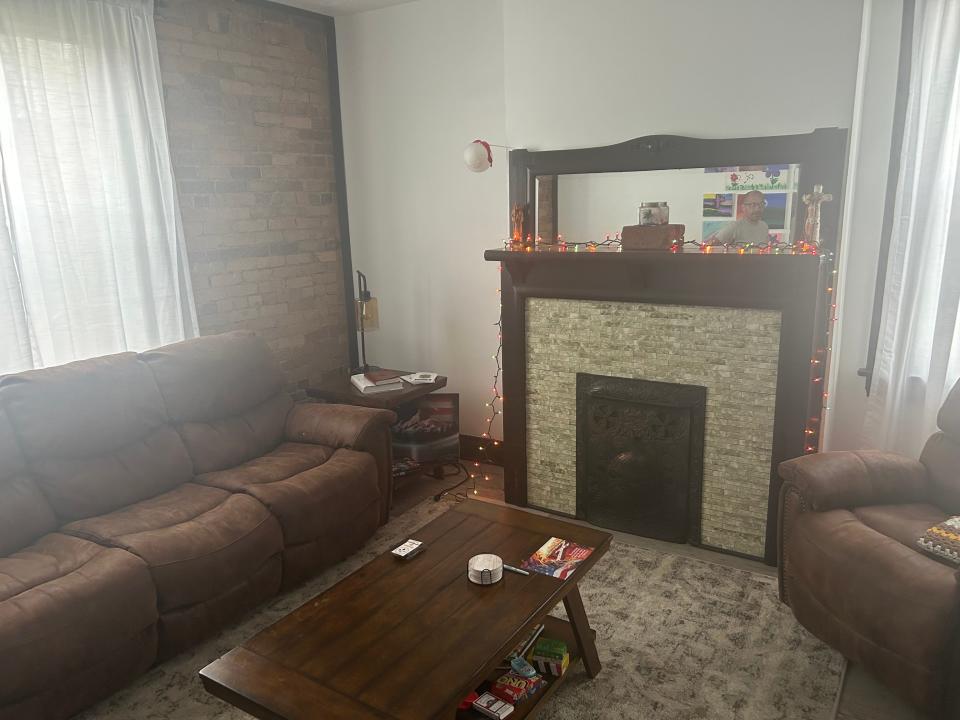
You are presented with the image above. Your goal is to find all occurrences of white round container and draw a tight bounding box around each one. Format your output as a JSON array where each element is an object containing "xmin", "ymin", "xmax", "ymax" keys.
[{"xmin": 468, "ymin": 554, "xmax": 504, "ymax": 585}]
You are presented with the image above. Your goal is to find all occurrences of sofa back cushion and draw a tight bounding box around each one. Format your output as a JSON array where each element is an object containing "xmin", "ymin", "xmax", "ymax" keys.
[
  {"xmin": 0, "ymin": 353, "xmax": 192, "ymax": 521},
  {"xmin": 0, "ymin": 408, "xmax": 57, "ymax": 556},
  {"xmin": 922, "ymin": 381, "xmax": 960, "ymax": 514},
  {"xmin": 922, "ymin": 433, "xmax": 960, "ymax": 514},
  {"xmin": 140, "ymin": 331, "xmax": 292, "ymax": 474}
]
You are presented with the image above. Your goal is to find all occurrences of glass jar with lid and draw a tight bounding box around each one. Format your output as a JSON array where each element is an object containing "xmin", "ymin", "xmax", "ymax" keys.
[{"xmin": 639, "ymin": 202, "xmax": 669, "ymax": 226}]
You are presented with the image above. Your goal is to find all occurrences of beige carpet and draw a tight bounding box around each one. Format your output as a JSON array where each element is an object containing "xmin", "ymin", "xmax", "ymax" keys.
[{"xmin": 77, "ymin": 498, "xmax": 841, "ymax": 720}]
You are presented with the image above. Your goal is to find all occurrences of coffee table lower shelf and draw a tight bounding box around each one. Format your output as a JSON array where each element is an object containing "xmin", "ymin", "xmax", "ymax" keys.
[{"xmin": 456, "ymin": 615, "xmax": 594, "ymax": 720}]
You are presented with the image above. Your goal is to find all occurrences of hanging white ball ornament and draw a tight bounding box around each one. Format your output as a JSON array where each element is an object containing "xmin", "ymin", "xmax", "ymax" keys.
[{"xmin": 463, "ymin": 139, "xmax": 492, "ymax": 172}]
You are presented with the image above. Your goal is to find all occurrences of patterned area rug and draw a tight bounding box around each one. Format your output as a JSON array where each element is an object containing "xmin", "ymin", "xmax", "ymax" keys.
[{"xmin": 78, "ymin": 499, "xmax": 841, "ymax": 720}]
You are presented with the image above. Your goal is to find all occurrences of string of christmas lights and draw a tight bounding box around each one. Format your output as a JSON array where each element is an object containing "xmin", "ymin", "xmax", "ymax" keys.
[
  {"xmin": 491, "ymin": 236, "xmax": 838, "ymax": 463},
  {"xmin": 479, "ymin": 316, "xmax": 503, "ymax": 444},
  {"xmin": 465, "ymin": 266, "xmax": 504, "ymax": 494},
  {"xmin": 508, "ymin": 234, "xmax": 824, "ymax": 255},
  {"xmin": 805, "ymin": 266, "xmax": 840, "ymax": 453},
  {"xmin": 673, "ymin": 239, "xmax": 822, "ymax": 255}
]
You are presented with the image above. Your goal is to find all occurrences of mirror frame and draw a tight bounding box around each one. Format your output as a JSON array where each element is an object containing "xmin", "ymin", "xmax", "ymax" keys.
[{"xmin": 508, "ymin": 127, "xmax": 848, "ymax": 252}]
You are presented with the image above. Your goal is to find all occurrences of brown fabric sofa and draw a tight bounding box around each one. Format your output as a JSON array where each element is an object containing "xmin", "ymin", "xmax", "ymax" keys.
[
  {"xmin": 0, "ymin": 332, "xmax": 395, "ymax": 720},
  {"xmin": 778, "ymin": 380, "xmax": 960, "ymax": 715}
]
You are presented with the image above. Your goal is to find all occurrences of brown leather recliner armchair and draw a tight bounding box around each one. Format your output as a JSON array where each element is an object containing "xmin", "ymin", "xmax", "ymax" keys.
[{"xmin": 778, "ymin": 380, "xmax": 960, "ymax": 715}]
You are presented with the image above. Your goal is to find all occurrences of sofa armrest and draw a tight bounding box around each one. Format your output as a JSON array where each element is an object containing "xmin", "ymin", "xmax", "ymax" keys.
[
  {"xmin": 778, "ymin": 450, "xmax": 930, "ymax": 512},
  {"xmin": 776, "ymin": 450, "xmax": 929, "ymax": 606},
  {"xmin": 285, "ymin": 403, "xmax": 397, "ymax": 524}
]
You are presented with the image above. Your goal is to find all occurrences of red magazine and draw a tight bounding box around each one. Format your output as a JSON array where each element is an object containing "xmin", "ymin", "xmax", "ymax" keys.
[{"xmin": 520, "ymin": 537, "xmax": 594, "ymax": 580}]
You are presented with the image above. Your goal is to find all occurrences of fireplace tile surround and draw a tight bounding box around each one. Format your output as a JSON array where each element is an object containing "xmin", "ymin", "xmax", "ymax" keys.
[
  {"xmin": 487, "ymin": 249, "xmax": 828, "ymax": 564},
  {"xmin": 527, "ymin": 298, "xmax": 782, "ymax": 557}
]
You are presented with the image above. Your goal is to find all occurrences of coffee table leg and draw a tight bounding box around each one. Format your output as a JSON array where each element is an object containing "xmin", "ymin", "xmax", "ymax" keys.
[{"xmin": 563, "ymin": 584, "xmax": 601, "ymax": 678}]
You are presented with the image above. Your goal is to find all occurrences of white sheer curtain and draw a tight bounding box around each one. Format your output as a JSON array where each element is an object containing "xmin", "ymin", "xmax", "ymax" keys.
[
  {"xmin": 863, "ymin": 0, "xmax": 960, "ymax": 455},
  {"xmin": 0, "ymin": 0, "xmax": 196, "ymax": 375}
]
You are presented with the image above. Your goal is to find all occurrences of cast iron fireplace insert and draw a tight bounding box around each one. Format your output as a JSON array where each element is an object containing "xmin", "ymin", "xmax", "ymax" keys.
[{"xmin": 576, "ymin": 373, "xmax": 705, "ymax": 543}]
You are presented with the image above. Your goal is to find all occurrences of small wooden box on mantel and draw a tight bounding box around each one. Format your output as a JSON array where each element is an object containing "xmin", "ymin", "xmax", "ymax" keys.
[{"xmin": 620, "ymin": 223, "xmax": 686, "ymax": 251}]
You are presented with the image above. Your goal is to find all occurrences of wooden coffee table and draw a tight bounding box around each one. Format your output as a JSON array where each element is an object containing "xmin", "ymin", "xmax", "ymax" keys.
[{"xmin": 200, "ymin": 500, "xmax": 612, "ymax": 719}]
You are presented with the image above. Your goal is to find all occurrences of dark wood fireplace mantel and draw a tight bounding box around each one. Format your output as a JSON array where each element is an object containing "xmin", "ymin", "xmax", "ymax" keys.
[{"xmin": 485, "ymin": 248, "xmax": 829, "ymax": 564}]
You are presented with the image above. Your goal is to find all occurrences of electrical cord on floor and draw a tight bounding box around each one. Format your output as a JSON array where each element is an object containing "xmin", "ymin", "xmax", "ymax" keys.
[
  {"xmin": 437, "ymin": 463, "xmax": 463, "ymax": 478},
  {"xmin": 433, "ymin": 462, "xmax": 478, "ymax": 502}
]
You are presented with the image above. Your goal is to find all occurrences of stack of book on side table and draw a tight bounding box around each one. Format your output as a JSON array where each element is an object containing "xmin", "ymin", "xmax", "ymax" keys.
[{"xmin": 350, "ymin": 369, "xmax": 403, "ymax": 394}]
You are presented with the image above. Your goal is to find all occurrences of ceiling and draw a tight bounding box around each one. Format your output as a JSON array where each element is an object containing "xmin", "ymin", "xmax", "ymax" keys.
[{"xmin": 270, "ymin": 0, "xmax": 420, "ymax": 16}]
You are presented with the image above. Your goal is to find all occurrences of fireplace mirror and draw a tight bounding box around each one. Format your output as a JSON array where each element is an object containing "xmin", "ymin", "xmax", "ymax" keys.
[
  {"xmin": 535, "ymin": 163, "xmax": 801, "ymax": 248},
  {"xmin": 509, "ymin": 128, "xmax": 847, "ymax": 254}
]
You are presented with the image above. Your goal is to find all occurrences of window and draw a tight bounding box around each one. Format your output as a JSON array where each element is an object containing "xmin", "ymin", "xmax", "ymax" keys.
[{"xmin": 0, "ymin": 0, "xmax": 196, "ymax": 375}]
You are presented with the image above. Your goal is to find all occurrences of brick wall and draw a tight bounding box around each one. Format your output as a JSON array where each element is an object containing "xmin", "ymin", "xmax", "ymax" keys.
[{"xmin": 155, "ymin": 0, "xmax": 349, "ymax": 390}]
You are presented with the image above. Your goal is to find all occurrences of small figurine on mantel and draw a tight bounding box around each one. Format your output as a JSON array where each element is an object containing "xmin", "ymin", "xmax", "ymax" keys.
[
  {"xmin": 800, "ymin": 184, "xmax": 833, "ymax": 250},
  {"xmin": 510, "ymin": 203, "xmax": 526, "ymax": 246}
]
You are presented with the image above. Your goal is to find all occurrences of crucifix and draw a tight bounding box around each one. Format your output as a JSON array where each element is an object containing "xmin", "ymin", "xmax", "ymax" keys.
[
  {"xmin": 511, "ymin": 203, "xmax": 527, "ymax": 244},
  {"xmin": 801, "ymin": 184, "xmax": 833, "ymax": 248}
]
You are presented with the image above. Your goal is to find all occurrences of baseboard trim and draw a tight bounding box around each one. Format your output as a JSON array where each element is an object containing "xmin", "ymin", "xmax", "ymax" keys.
[{"xmin": 459, "ymin": 434, "xmax": 504, "ymax": 466}]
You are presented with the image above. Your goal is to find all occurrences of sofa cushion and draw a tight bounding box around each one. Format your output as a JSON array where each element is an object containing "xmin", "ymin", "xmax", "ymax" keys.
[
  {"xmin": 196, "ymin": 447, "xmax": 378, "ymax": 547},
  {"xmin": 0, "ymin": 353, "xmax": 192, "ymax": 521},
  {"xmin": 0, "ymin": 408, "xmax": 56, "ymax": 557},
  {"xmin": 0, "ymin": 533, "xmax": 157, "ymax": 706},
  {"xmin": 0, "ymin": 626, "xmax": 156, "ymax": 720},
  {"xmin": 175, "ymin": 393, "xmax": 293, "ymax": 476},
  {"xmin": 921, "ymin": 431, "xmax": 960, "ymax": 515},
  {"xmin": 853, "ymin": 503, "xmax": 948, "ymax": 550},
  {"xmin": 61, "ymin": 483, "xmax": 283, "ymax": 612},
  {"xmin": 788, "ymin": 509, "xmax": 959, "ymax": 673},
  {"xmin": 140, "ymin": 331, "xmax": 292, "ymax": 473},
  {"xmin": 923, "ymin": 378, "xmax": 960, "ymax": 513},
  {"xmin": 938, "ymin": 379, "xmax": 960, "ymax": 440},
  {"xmin": 196, "ymin": 442, "xmax": 335, "ymax": 492}
]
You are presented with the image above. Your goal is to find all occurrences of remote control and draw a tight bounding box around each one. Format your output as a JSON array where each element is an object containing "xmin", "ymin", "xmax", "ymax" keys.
[{"xmin": 391, "ymin": 539, "xmax": 424, "ymax": 559}]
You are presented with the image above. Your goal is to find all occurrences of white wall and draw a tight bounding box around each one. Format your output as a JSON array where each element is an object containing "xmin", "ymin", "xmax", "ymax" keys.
[
  {"xmin": 338, "ymin": 0, "xmax": 867, "ymax": 437},
  {"xmin": 825, "ymin": 1, "xmax": 903, "ymax": 449},
  {"xmin": 337, "ymin": 0, "xmax": 508, "ymax": 437},
  {"xmin": 503, "ymin": 0, "xmax": 863, "ymax": 150}
]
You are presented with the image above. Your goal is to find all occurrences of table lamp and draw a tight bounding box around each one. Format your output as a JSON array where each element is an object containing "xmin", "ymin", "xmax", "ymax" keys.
[{"xmin": 354, "ymin": 270, "xmax": 378, "ymax": 373}]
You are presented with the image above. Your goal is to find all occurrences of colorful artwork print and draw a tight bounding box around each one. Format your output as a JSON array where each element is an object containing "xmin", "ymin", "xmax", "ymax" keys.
[
  {"xmin": 736, "ymin": 192, "xmax": 787, "ymax": 230},
  {"xmin": 702, "ymin": 193, "xmax": 735, "ymax": 218},
  {"xmin": 702, "ymin": 220, "xmax": 729, "ymax": 241},
  {"xmin": 725, "ymin": 165, "xmax": 795, "ymax": 192},
  {"xmin": 520, "ymin": 537, "xmax": 594, "ymax": 580}
]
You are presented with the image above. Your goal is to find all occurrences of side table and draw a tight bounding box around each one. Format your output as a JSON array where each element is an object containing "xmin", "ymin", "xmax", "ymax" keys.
[
  {"xmin": 305, "ymin": 370, "xmax": 447, "ymax": 410},
  {"xmin": 305, "ymin": 370, "xmax": 451, "ymax": 491}
]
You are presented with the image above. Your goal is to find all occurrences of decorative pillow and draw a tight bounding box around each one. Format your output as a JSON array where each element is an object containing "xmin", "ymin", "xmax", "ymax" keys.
[{"xmin": 917, "ymin": 517, "xmax": 960, "ymax": 565}]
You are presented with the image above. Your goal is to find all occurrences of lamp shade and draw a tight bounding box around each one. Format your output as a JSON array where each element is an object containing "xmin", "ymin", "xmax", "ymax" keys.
[{"xmin": 464, "ymin": 139, "xmax": 493, "ymax": 172}]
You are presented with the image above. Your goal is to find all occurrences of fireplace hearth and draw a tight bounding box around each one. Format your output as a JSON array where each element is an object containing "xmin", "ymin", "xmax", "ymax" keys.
[{"xmin": 576, "ymin": 374, "xmax": 705, "ymax": 543}]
